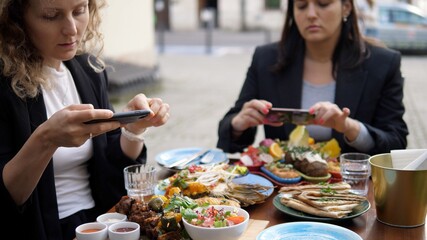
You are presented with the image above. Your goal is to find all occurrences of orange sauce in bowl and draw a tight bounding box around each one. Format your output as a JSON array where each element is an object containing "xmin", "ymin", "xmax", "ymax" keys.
[{"xmin": 81, "ymin": 228, "xmax": 102, "ymax": 233}]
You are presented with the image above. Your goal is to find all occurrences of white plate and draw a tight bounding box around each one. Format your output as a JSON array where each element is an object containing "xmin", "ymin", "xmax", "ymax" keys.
[
  {"xmin": 257, "ymin": 222, "xmax": 362, "ymax": 240},
  {"xmin": 155, "ymin": 148, "xmax": 228, "ymax": 169},
  {"xmin": 155, "ymin": 173, "xmax": 274, "ymax": 197}
]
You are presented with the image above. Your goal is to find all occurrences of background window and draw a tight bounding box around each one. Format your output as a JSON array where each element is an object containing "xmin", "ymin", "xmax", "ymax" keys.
[{"xmin": 265, "ymin": 0, "xmax": 281, "ymax": 9}]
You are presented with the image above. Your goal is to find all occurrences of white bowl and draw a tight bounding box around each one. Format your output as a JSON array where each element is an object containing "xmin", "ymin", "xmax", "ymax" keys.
[
  {"xmin": 75, "ymin": 222, "xmax": 108, "ymax": 240},
  {"xmin": 96, "ymin": 212, "xmax": 127, "ymax": 227},
  {"xmin": 108, "ymin": 221, "xmax": 140, "ymax": 240},
  {"xmin": 182, "ymin": 205, "xmax": 249, "ymax": 240}
]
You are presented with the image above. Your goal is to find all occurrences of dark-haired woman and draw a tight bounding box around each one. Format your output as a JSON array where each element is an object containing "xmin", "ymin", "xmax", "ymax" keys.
[{"xmin": 217, "ymin": 0, "xmax": 407, "ymax": 155}]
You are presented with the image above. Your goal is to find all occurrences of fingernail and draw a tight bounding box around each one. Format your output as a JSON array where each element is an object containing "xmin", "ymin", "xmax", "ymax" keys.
[
  {"xmin": 263, "ymin": 108, "xmax": 269, "ymax": 114},
  {"xmin": 309, "ymin": 108, "xmax": 315, "ymax": 114}
]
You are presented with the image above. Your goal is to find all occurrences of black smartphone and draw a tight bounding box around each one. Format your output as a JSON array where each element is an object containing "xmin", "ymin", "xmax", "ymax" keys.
[
  {"xmin": 84, "ymin": 110, "xmax": 151, "ymax": 124},
  {"xmin": 265, "ymin": 107, "xmax": 315, "ymax": 125}
]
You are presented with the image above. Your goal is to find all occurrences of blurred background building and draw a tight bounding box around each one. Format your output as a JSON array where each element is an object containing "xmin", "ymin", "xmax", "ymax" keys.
[
  {"xmin": 101, "ymin": 0, "xmax": 158, "ymax": 97},
  {"xmin": 153, "ymin": 0, "xmax": 427, "ymax": 32},
  {"xmin": 100, "ymin": 0, "xmax": 427, "ymax": 96}
]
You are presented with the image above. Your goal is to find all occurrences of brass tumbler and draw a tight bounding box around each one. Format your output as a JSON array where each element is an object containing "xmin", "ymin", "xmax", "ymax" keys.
[{"xmin": 370, "ymin": 153, "xmax": 427, "ymax": 227}]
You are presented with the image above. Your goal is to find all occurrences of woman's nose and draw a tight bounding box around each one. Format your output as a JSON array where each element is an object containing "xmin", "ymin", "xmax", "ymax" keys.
[
  {"xmin": 306, "ymin": 3, "xmax": 317, "ymax": 19},
  {"xmin": 62, "ymin": 17, "xmax": 77, "ymax": 36}
]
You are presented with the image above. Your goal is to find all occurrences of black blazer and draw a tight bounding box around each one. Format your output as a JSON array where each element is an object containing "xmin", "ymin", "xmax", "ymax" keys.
[
  {"xmin": 217, "ymin": 43, "xmax": 408, "ymax": 155},
  {"xmin": 0, "ymin": 55, "xmax": 145, "ymax": 239}
]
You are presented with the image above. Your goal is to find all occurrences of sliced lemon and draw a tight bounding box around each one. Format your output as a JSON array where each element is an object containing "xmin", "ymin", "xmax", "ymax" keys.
[
  {"xmin": 288, "ymin": 125, "xmax": 310, "ymax": 147},
  {"xmin": 269, "ymin": 142, "xmax": 284, "ymax": 160},
  {"xmin": 319, "ymin": 138, "xmax": 341, "ymax": 159}
]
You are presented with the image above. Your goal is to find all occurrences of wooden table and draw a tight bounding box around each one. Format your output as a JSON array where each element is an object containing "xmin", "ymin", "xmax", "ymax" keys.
[{"xmin": 243, "ymin": 181, "xmax": 426, "ymax": 240}]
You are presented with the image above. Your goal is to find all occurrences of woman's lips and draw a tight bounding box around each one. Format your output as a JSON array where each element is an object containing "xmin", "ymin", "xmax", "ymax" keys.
[
  {"xmin": 58, "ymin": 42, "xmax": 77, "ymax": 49},
  {"xmin": 307, "ymin": 25, "xmax": 321, "ymax": 31}
]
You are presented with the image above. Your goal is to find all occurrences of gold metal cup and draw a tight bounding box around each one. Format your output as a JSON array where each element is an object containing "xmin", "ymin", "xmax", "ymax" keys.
[{"xmin": 370, "ymin": 153, "xmax": 427, "ymax": 227}]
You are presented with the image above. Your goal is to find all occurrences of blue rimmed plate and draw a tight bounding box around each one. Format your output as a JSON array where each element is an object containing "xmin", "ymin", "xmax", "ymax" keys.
[
  {"xmin": 272, "ymin": 194, "xmax": 370, "ymax": 221},
  {"xmin": 155, "ymin": 148, "xmax": 228, "ymax": 170},
  {"xmin": 257, "ymin": 222, "xmax": 362, "ymax": 240},
  {"xmin": 260, "ymin": 166, "xmax": 301, "ymax": 184}
]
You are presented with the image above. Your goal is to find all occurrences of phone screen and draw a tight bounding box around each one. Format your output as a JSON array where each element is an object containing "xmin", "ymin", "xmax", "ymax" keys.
[
  {"xmin": 265, "ymin": 108, "xmax": 315, "ymax": 125},
  {"xmin": 84, "ymin": 110, "xmax": 151, "ymax": 124}
]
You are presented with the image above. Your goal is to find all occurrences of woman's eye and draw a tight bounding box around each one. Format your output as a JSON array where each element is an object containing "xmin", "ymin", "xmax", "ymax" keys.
[
  {"xmin": 73, "ymin": 6, "xmax": 87, "ymax": 16},
  {"xmin": 295, "ymin": 2, "xmax": 307, "ymax": 9},
  {"xmin": 42, "ymin": 9, "xmax": 58, "ymax": 20},
  {"xmin": 43, "ymin": 14, "xmax": 58, "ymax": 21},
  {"xmin": 318, "ymin": 0, "xmax": 331, "ymax": 7}
]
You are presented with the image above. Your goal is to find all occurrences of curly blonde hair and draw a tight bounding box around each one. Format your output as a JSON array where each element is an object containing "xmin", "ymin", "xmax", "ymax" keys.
[{"xmin": 0, "ymin": 0, "xmax": 106, "ymax": 99}]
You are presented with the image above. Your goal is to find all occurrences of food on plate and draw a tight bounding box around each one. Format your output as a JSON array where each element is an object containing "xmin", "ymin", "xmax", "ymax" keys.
[
  {"xmin": 317, "ymin": 138, "xmax": 341, "ymax": 159},
  {"xmin": 212, "ymin": 182, "xmax": 273, "ymax": 207},
  {"xmin": 279, "ymin": 181, "xmax": 351, "ymax": 194},
  {"xmin": 288, "ymin": 125, "xmax": 311, "ymax": 147},
  {"xmin": 181, "ymin": 182, "xmax": 210, "ymax": 199},
  {"xmin": 278, "ymin": 182, "xmax": 367, "ymax": 218},
  {"xmin": 284, "ymin": 147, "xmax": 329, "ymax": 177},
  {"xmin": 115, "ymin": 194, "xmax": 199, "ymax": 239},
  {"xmin": 240, "ymin": 125, "xmax": 341, "ymax": 181},
  {"xmin": 263, "ymin": 161, "xmax": 301, "ymax": 179},
  {"xmin": 159, "ymin": 163, "xmax": 272, "ymax": 207},
  {"xmin": 193, "ymin": 196, "xmax": 240, "ymax": 208},
  {"xmin": 327, "ymin": 158, "xmax": 341, "ymax": 179},
  {"xmin": 239, "ymin": 145, "xmax": 273, "ymax": 168},
  {"xmin": 269, "ymin": 142, "xmax": 284, "ymax": 160},
  {"xmin": 182, "ymin": 205, "xmax": 245, "ymax": 228},
  {"xmin": 114, "ymin": 196, "xmax": 172, "ymax": 239}
]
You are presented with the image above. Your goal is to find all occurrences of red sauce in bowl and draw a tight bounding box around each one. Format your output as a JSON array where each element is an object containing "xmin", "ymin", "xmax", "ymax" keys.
[{"xmin": 114, "ymin": 227, "xmax": 136, "ymax": 232}]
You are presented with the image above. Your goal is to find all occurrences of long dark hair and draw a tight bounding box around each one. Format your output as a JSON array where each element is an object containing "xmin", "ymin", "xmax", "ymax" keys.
[{"xmin": 273, "ymin": 0, "xmax": 369, "ymax": 77}]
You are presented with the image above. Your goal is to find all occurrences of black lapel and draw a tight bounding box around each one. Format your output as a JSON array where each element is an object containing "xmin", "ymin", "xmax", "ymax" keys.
[
  {"xmin": 335, "ymin": 66, "xmax": 367, "ymax": 117},
  {"xmin": 64, "ymin": 58, "xmax": 100, "ymax": 108},
  {"xmin": 27, "ymin": 94, "xmax": 48, "ymax": 131},
  {"xmin": 332, "ymin": 64, "xmax": 367, "ymax": 140}
]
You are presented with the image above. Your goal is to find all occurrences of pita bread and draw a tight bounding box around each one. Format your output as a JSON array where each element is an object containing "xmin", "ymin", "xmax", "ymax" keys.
[
  {"xmin": 278, "ymin": 183, "xmax": 367, "ymax": 218},
  {"xmin": 280, "ymin": 197, "xmax": 352, "ymax": 218},
  {"xmin": 279, "ymin": 182, "xmax": 351, "ymax": 193}
]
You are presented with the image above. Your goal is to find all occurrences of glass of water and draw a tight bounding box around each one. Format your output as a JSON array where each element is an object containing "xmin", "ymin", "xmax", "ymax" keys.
[
  {"xmin": 123, "ymin": 164, "xmax": 157, "ymax": 202},
  {"xmin": 340, "ymin": 153, "xmax": 371, "ymax": 196}
]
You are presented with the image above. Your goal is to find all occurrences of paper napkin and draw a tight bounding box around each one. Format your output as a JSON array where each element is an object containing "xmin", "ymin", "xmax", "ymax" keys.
[{"xmin": 390, "ymin": 149, "xmax": 427, "ymax": 170}]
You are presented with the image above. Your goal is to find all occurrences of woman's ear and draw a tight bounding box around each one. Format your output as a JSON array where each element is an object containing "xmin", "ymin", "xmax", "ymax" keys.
[{"xmin": 342, "ymin": 0, "xmax": 352, "ymax": 18}]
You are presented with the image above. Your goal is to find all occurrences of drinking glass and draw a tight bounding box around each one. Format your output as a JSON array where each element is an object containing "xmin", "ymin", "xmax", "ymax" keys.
[
  {"xmin": 340, "ymin": 153, "xmax": 371, "ymax": 196},
  {"xmin": 123, "ymin": 164, "xmax": 157, "ymax": 202}
]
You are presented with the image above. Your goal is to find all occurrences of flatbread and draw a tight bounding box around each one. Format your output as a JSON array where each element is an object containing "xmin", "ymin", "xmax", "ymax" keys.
[
  {"xmin": 279, "ymin": 182, "xmax": 351, "ymax": 193},
  {"xmin": 280, "ymin": 197, "xmax": 351, "ymax": 218},
  {"xmin": 278, "ymin": 183, "xmax": 367, "ymax": 219}
]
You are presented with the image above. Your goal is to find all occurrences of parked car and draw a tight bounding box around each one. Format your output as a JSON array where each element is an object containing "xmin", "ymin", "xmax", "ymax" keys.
[{"xmin": 364, "ymin": 2, "xmax": 427, "ymax": 53}]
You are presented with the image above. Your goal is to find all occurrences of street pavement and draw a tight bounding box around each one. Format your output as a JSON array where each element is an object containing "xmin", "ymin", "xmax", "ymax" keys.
[{"xmin": 115, "ymin": 30, "xmax": 427, "ymax": 167}]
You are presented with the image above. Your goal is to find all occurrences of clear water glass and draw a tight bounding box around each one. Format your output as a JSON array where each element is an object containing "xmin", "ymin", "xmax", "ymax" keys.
[
  {"xmin": 123, "ymin": 164, "xmax": 157, "ymax": 202},
  {"xmin": 340, "ymin": 153, "xmax": 371, "ymax": 196}
]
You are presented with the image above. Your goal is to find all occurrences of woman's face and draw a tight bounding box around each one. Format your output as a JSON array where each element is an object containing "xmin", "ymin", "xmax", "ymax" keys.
[
  {"xmin": 24, "ymin": 0, "xmax": 90, "ymax": 69},
  {"xmin": 293, "ymin": 0, "xmax": 351, "ymax": 45}
]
